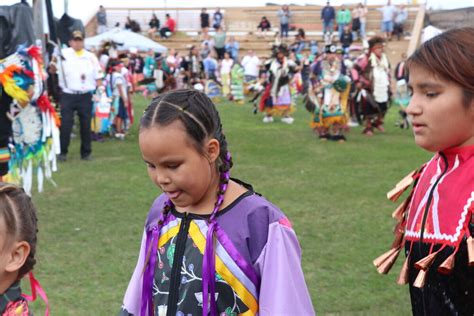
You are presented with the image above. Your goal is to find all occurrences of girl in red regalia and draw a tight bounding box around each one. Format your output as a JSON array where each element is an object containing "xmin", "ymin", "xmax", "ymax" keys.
[{"xmin": 374, "ymin": 27, "xmax": 474, "ymax": 315}]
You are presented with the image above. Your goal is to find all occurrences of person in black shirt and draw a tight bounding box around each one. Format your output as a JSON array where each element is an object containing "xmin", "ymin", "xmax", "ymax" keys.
[
  {"xmin": 200, "ymin": 8, "xmax": 210, "ymax": 39},
  {"xmin": 340, "ymin": 25, "xmax": 353, "ymax": 55},
  {"xmin": 257, "ymin": 16, "xmax": 272, "ymax": 38},
  {"xmin": 147, "ymin": 13, "xmax": 160, "ymax": 38}
]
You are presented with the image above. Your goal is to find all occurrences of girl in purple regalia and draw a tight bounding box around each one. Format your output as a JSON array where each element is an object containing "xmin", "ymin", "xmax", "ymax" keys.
[{"xmin": 119, "ymin": 89, "xmax": 315, "ymax": 316}]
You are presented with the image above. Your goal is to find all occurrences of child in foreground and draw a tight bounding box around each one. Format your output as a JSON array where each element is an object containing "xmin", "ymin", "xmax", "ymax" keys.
[
  {"xmin": 374, "ymin": 27, "xmax": 474, "ymax": 315},
  {"xmin": 120, "ymin": 89, "xmax": 315, "ymax": 315},
  {"xmin": 0, "ymin": 183, "xmax": 48, "ymax": 315}
]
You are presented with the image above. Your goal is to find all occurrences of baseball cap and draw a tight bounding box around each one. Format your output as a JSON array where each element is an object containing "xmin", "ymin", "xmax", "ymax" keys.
[{"xmin": 72, "ymin": 30, "xmax": 84, "ymax": 40}]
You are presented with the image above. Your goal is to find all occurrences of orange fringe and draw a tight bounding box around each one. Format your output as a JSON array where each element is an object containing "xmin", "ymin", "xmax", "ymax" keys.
[
  {"xmin": 373, "ymin": 247, "xmax": 401, "ymax": 274},
  {"xmin": 387, "ymin": 170, "xmax": 416, "ymax": 202}
]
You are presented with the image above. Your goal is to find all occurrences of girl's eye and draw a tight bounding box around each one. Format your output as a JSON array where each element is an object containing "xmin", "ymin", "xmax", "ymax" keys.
[
  {"xmin": 146, "ymin": 162, "xmax": 156, "ymax": 169},
  {"xmin": 408, "ymin": 87, "xmax": 413, "ymax": 97},
  {"xmin": 167, "ymin": 164, "xmax": 180, "ymax": 170},
  {"xmin": 426, "ymin": 92, "xmax": 439, "ymax": 98}
]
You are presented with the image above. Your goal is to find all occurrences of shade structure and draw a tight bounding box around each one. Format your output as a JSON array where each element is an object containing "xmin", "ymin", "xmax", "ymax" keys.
[{"xmin": 84, "ymin": 28, "xmax": 167, "ymax": 53}]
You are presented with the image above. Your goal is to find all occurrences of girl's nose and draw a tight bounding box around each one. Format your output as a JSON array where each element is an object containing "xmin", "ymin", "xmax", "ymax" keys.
[
  {"xmin": 406, "ymin": 94, "xmax": 422, "ymax": 116},
  {"xmin": 155, "ymin": 171, "xmax": 171, "ymax": 186}
]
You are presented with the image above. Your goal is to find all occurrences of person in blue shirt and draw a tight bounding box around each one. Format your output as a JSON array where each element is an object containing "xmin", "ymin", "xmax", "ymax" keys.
[
  {"xmin": 225, "ymin": 36, "xmax": 240, "ymax": 61},
  {"xmin": 321, "ymin": 1, "xmax": 335, "ymax": 36},
  {"xmin": 203, "ymin": 52, "xmax": 219, "ymax": 83}
]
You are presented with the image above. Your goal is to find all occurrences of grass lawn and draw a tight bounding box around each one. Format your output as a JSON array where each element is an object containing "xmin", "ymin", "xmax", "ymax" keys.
[{"xmin": 29, "ymin": 95, "xmax": 430, "ymax": 315}]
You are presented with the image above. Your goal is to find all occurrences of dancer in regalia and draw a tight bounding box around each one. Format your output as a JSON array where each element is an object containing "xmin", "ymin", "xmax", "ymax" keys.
[
  {"xmin": 119, "ymin": 89, "xmax": 315, "ymax": 316},
  {"xmin": 260, "ymin": 45, "xmax": 297, "ymax": 124},
  {"xmin": 353, "ymin": 36, "xmax": 391, "ymax": 136},
  {"xmin": 307, "ymin": 44, "xmax": 350, "ymax": 142},
  {"xmin": 374, "ymin": 27, "xmax": 474, "ymax": 315}
]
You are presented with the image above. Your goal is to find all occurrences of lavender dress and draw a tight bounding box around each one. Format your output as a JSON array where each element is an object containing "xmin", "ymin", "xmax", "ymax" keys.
[{"xmin": 120, "ymin": 181, "xmax": 315, "ymax": 315}]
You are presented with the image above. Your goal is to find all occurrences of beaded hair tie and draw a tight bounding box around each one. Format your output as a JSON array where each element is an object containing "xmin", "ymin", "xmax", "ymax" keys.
[{"xmin": 155, "ymin": 100, "xmax": 208, "ymax": 135}]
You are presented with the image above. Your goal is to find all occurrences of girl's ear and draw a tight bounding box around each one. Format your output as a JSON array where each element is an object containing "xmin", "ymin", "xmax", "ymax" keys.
[
  {"xmin": 5, "ymin": 241, "xmax": 30, "ymax": 274},
  {"xmin": 205, "ymin": 138, "xmax": 220, "ymax": 164}
]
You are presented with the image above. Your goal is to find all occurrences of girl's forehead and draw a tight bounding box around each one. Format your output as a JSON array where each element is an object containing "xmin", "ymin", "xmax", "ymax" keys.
[
  {"xmin": 140, "ymin": 121, "xmax": 200, "ymax": 148},
  {"xmin": 408, "ymin": 64, "xmax": 446, "ymax": 86}
]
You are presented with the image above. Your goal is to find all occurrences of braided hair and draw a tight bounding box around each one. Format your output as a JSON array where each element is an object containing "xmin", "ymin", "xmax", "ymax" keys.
[
  {"xmin": 0, "ymin": 182, "xmax": 38, "ymax": 278},
  {"xmin": 140, "ymin": 89, "xmax": 233, "ymax": 315}
]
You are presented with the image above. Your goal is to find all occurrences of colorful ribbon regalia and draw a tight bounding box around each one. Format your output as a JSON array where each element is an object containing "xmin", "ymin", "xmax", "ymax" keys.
[
  {"xmin": 307, "ymin": 59, "xmax": 350, "ymax": 135},
  {"xmin": 0, "ymin": 45, "xmax": 60, "ymax": 194},
  {"xmin": 92, "ymin": 85, "xmax": 112, "ymax": 134}
]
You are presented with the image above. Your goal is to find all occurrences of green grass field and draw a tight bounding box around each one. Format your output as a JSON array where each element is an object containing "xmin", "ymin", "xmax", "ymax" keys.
[{"xmin": 30, "ymin": 95, "xmax": 430, "ymax": 315}]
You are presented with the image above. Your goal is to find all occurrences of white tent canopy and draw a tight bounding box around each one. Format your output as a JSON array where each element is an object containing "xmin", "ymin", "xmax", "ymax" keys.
[
  {"xmin": 421, "ymin": 25, "xmax": 444, "ymax": 43},
  {"xmin": 84, "ymin": 28, "xmax": 167, "ymax": 53}
]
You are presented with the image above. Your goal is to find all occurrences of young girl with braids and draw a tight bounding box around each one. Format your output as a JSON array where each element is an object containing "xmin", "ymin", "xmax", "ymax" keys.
[
  {"xmin": 119, "ymin": 89, "xmax": 315, "ymax": 316},
  {"xmin": 374, "ymin": 28, "xmax": 474, "ymax": 315},
  {"xmin": 0, "ymin": 183, "xmax": 48, "ymax": 315}
]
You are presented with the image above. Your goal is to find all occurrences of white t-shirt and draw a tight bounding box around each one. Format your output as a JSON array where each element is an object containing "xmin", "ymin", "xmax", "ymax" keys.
[
  {"xmin": 241, "ymin": 55, "xmax": 261, "ymax": 77},
  {"xmin": 220, "ymin": 58, "xmax": 234, "ymax": 74},
  {"xmin": 121, "ymin": 67, "xmax": 132, "ymax": 90},
  {"xmin": 108, "ymin": 72, "xmax": 127, "ymax": 101}
]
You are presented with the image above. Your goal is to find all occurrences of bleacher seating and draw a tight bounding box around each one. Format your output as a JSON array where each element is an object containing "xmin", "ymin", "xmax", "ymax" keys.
[{"xmin": 85, "ymin": 5, "xmax": 418, "ymax": 58}]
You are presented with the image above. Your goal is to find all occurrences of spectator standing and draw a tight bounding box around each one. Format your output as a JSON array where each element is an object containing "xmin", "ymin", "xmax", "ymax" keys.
[
  {"xmin": 147, "ymin": 14, "xmax": 160, "ymax": 38},
  {"xmin": 213, "ymin": 26, "xmax": 227, "ymax": 60},
  {"xmin": 357, "ymin": 3, "xmax": 368, "ymax": 40},
  {"xmin": 201, "ymin": 35, "xmax": 215, "ymax": 53},
  {"xmin": 106, "ymin": 60, "xmax": 128, "ymax": 139},
  {"xmin": 200, "ymin": 8, "xmax": 210, "ymax": 39},
  {"xmin": 54, "ymin": 30, "xmax": 102, "ymax": 161},
  {"xmin": 321, "ymin": 1, "xmax": 335, "ymax": 37},
  {"xmin": 143, "ymin": 49, "xmax": 157, "ymax": 97},
  {"xmin": 241, "ymin": 50, "xmax": 261, "ymax": 82},
  {"xmin": 351, "ymin": 5, "xmax": 361, "ymax": 41},
  {"xmin": 394, "ymin": 5, "xmax": 408, "ymax": 40},
  {"xmin": 203, "ymin": 52, "xmax": 219, "ymax": 82},
  {"xmin": 220, "ymin": 52, "xmax": 234, "ymax": 97},
  {"xmin": 160, "ymin": 14, "xmax": 176, "ymax": 39},
  {"xmin": 340, "ymin": 25, "xmax": 353, "ymax": 54},
  {"xmin": 128, "ymin": 47, "xmax": 145, "ymax": 92},
  {"xmin": 379, "ymin": 0, "xmax": 397, "ymax": 40},
  {"xmin": 278, "ymin": 5, "xmax": 292, "ymax": 39},
  {"xmin": 336, "ymin": 4, "xmax": 351, "ymax": 38},
  {"xmin": 257, "ymin": 16, "xmax": 271, "ymax": 38},
  {"xmin": 225, "ymin": 36, "xmax": 240, "ymax": 61},
  {"xmin": 212, "ymin": 8, "xmax": 224, "ymax": 30},
  {"xmin": 96, "ymin": 5, "xmax": 107, "ymax": 34}
]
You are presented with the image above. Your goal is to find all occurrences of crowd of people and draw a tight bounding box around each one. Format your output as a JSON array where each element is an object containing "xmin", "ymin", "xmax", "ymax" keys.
[
  {"xmin": 40, "ymin": 1, "xmax": 415, "ymax": 164},
  {"xmin": 90, "ymin": 35, "xmax": 408, "ymax": 144}
]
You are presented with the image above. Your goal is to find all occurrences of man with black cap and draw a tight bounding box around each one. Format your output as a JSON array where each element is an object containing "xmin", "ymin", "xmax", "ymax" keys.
[{"xmin": 51, "ymin": 30, "xmax": 102, "ymax": 161}]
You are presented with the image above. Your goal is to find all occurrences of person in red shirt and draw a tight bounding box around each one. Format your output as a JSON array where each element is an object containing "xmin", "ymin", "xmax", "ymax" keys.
[{"xmin": 160, "ymin": 14, "xmax": 176, "ymax": 39}]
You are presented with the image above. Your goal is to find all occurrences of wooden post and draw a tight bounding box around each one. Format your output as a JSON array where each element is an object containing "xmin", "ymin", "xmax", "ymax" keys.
[
  {"xmin": 32, "ymin": 0, "xmax": 46, "ymax": 56},
  {"xmin": 407, "ymin": 3, "xmax": 426, "ymax": 57}
]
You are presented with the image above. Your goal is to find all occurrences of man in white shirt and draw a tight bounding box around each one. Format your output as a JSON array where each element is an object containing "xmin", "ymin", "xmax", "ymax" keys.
[
  {"xmin": 241, "ymin": 50, "xmax": 261, "ymax": 82},
  {"xmin": 53, "ymin": 30, "xmax": 102, "ymax": 161}
]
